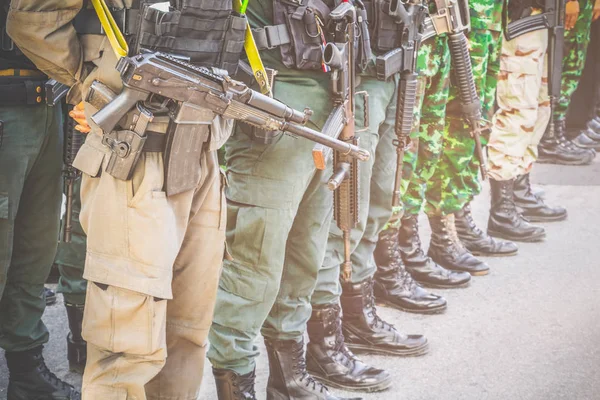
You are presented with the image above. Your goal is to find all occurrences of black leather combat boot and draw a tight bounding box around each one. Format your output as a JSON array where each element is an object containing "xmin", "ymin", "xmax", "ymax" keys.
[
  {"xmin": 428, "ymin": 214, "xmax": 490, "ymax": 276},
  {"xmin": 454, "ymin": 203, "xmax": 518, "ymax": 256},
  {"xmin": 373, "ymin": 228, "xmax": 447, "ymax": 314},
  {"xmin": 514, "ymin": 174, "xmax": 567, "ymax": 222},
  {"xmin": 397, "ymin": 215, "xmax": 471, "ymax": 289},
  {"xmin": 487, "ymin": 178, "xmax": 546, "ymax": 242},
  {"xmin": 306, "ymin": 304, "xmax": 392, "ymax": 392},
  {"xmin": 65, "ymin": 302, "xmax": 87, "ymax": 374},
  {"xmin": 538, "ymin": 120, "xmax": 595, "ymax": 165},
  {"xmin": 213, "ymin": 368, "xmax": 257, "ymax": 400},
  {"xmin": 44, "ymin": 287, "xmax": 56, "ymax": 306},
  {"xmin": 340, "ymin": 278, "xmax": 428, "ymax": 357},
  {"xmin": 264, "ymin": 337, "xmax": 361, "ymax": 400},
  {"xmin": 571, "ymin": 129, "xmax": 600, "ymax": 150},
  {"xmin": 6, "ymin": 346, "xmax": 81, "ymax": 400}
]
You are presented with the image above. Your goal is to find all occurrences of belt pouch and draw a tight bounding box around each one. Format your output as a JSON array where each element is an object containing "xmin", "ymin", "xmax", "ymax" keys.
[
  {"xmin": 163, "ymin": 102, "xmax": 213, "ymax": 196},
  {"xmin": 273, "ymin": 0, "xmax": 331, "ymax": 70}
]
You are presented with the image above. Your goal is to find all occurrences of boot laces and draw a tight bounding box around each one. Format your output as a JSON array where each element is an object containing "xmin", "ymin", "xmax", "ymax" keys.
[
  {"xmin": 365, "ymin": 281, "xmax": 394, "ymax": 332},
  {"xmin": 331, "ymin": 321, "xmax": 356, "ymax": 368},
  {"xmin": 462, "ymin": 205, "xmax": 484, "ymax": 237},
  {"xmin": 34, "ymin": 354, "xmax": 75, "ymax": 395},
  {"xmin": 231, "ymin": 372, "xmax": 256, "ymax": 398},
  {"xmin": 291, "ymin": 341, "xmax": 328, "ymax": 393}
]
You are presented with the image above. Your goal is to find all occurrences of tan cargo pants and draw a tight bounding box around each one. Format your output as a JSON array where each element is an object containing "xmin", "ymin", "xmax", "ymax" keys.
[
  {"xmin": 487, "ymin": 27, "xmax": 550, "ymax": 181},
  {"xmin": 75, "ymin": 127, "xmax": 227, "ymax": 399}
]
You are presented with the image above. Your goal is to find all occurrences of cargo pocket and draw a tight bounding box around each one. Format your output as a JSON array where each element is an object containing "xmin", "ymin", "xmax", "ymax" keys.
[
  {"xmin": 126, "ymin": 154, "xmax": 177, "ymax": 276},
  {"xmin": 82, "ymin": 282, "xmax": 167, "ymax": 355},
  {"xmin": 72, "ymin": 136, "xmax": 107, "ymax": 178}
]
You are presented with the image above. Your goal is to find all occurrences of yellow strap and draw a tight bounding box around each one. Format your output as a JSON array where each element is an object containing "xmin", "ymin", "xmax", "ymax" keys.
[
  {"xmin": 91, "ymin": 0, "xmax": 128, "ymax": 59},
  {"xmin": 233, "ymin": 0, "xmax": 273, "ymax": 97}
]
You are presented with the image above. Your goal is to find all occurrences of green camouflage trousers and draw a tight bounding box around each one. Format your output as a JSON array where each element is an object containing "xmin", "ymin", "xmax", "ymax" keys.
[
  {"xmin": 555, "ymin": 0, "xmax": 594, "ymax": 121},
  {"xmin": 401, "ymin": 35, "xmax": 452, "ymax": 216},
  {"xmin": 439, "ymin": 29, "xmax": 502, "ymax": 214}
]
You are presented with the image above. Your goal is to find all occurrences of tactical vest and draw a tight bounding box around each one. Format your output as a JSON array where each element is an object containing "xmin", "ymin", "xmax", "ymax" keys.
[
  {"xmin": 74, "ymin": 0, "xmax": 246, "ymax": 75},
  {"xmin": 0, "ymin": 0, "xmax": 36, "ymax": 70},
  {"xmin": 253, "ymin": 0, "xmax": 372, "ymax": 71}
]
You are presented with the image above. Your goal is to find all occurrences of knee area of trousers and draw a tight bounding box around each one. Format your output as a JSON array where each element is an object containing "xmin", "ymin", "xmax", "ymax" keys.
[
  {"xmin": 82, "ymin": 282, "xmax": 168, "ymax": 358},
  {"xmin": 213, "ymin": 263, "xmax": 277, "ymax": 331}
]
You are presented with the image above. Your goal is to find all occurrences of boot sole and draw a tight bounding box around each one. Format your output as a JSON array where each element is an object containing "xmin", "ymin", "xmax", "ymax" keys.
[
  {"xmin": 415, "ymin": 280, "xmax": 471, "ymax": 290},
  {"xmin": 537, "ymin": 157, "xmax": 594, "ymax": 166},
  {"xmin": 347, "ymin": 342, "xmax": 429, "ymax": 358},
  {"xmin": 487, "ymin": 229, "xmax": 546, "ymax": 243},
  {"xmin": 376, "ymin": 299, "xmax": 447, "ymax": 315},
  {"xmin": 308, "ymin": 373, "xmax": 394, "ymax": 393},
  {"xmin": 467, "ymin": 249, "xmax": 519, "ymax": 257},
  {"xmin": 520, "ymin": 214, "xmax": 568, "ymax": 223}
]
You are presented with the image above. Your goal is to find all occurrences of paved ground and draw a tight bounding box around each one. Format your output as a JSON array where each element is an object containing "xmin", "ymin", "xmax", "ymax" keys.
[{"xmin": 1, "ymin": 159, "xmax": 600, "ymax": 400}]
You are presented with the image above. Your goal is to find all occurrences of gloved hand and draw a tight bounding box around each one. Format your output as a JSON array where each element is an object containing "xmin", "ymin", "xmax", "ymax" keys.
[{"xmin": 593, "ymin": 0, "xmax": 600, "ymax": 21}]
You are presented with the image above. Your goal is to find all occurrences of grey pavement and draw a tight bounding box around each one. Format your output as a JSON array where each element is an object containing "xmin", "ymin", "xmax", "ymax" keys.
[{"xmin": 1, "ymin": 159, "xmax": 600, "ymax": 400}]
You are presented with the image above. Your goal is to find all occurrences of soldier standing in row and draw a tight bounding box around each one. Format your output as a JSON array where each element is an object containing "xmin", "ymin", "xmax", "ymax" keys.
[
  {"xmin": 555, "ymin": 0, "xmax": 600, "ymax": 150},
  {"xmin": 0, "ymin": 1, "xmax": 80, "ymax": 398},
  {"xmin": 485, "ymin": 0, "xmax": 565, "ymax": 243},
  {"xmin": 8, "ymin": 0, "xmax": 239, "ymax": 398},
  {"xmin": 207, "ymin": 1, "xmax": 403, "ymax": 398},
  {"xmin": 537, "ymin": 0, "xmax": 597, "ymax": 163}
]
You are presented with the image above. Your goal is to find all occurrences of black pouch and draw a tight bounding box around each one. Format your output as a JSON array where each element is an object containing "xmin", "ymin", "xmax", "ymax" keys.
[
  {"xmin": 134, "ymin": 1, "xmax": 246, "ymax": 75},
  {"xmin": 273, "ymin": 0, "xmax": 331, "ymax": 70},
  {"xmin": 363, "ymin": 0, "xmax": 401, "ymax": 54}
]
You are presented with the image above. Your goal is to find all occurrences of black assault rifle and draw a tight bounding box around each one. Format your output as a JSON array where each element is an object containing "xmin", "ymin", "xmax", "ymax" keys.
[
  {"xmin": 376, "ymin": 0, "xmax": 428, "ymax": 221},
  {"xmin": 433, "ymin": 0, "xmax": 488, "ymax": 179},
  {"xmin": 91, "ymin": 51, "xmax": 370, "ymax": 163},
  {"xmin": 311, "ymin": 2, "xmax": 365, "ymax": 282}
]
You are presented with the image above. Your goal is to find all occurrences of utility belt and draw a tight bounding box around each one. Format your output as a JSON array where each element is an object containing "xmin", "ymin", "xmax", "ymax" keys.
[{"xmin": 0, "ymin": 73, "xmax": 69, "ymax": 106}]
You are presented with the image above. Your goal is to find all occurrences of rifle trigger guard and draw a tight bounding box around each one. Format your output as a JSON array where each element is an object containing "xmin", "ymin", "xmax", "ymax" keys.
[{"xmin": 355, "ymin": 90, "xmax": 370, "ymax": 133}]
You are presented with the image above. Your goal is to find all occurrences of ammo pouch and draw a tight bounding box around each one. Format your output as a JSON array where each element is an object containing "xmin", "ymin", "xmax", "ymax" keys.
[
  {"xmin": 162, "ymin": 103, "xmax": 213, "ymax": 196},
  {"xmin": 134, "ymin": 0, "xmax": 246, "ymax": 75},
  {"xmin": 363, "ymin": 0, "xmax": 402, "ymax": 54},
  {"xmin": 269, "ymin": 0, "xmax": 332, "ymax": 70}
]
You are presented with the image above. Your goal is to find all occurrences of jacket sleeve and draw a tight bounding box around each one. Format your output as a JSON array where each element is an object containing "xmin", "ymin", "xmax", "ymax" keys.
[{"xmin": 7, "ymin": 0, "xmax": 86, "ymax": 101}]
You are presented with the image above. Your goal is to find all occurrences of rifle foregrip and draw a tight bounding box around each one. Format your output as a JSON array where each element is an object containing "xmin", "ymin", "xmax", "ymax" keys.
[
  {"xmin": 505, "ymin": 14, "xmax": 550, "ymax": 41},
  {"xmin": 91, "ymin": 86, "xmax": 149, "ymax": 133},
  {"xmin": 396, "ymin": 72, "xmax": 418, "ymax": 138},
  {"xmin": 448, "ymin": 32, "xmax": 482, "ymax": 121}
]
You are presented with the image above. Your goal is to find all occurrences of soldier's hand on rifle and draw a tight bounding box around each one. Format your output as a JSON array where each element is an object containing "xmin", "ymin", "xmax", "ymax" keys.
[
  {"xmin": 69, "ymin": 101, "xmax": 91, "ymax": 133},
  {"xmin": 565, "ymin": 0, "xmax": 580, "ymax": 30},
  {"xmin": 593, "ymin": 0, "xmax": 600, "ymax": 21}
]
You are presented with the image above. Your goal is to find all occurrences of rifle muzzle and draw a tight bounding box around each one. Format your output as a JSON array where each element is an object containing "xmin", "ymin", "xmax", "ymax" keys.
[{"xmin": 323, "ymin": 43, "xmax": 345, "ymax": 70}]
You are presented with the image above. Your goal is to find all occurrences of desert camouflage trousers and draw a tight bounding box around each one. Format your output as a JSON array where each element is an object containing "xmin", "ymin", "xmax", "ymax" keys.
[
  {"xmin": 487, "ymin": 28, "xmax": 550, "ymax": 181},
  {"xmin": 555, "ymin": 0, "xmax": 594, "ymax": 121}
]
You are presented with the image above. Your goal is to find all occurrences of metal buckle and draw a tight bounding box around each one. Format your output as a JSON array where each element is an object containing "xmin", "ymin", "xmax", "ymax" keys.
[
  {"xmin": 263, "ymin": 25, "xmax": 279, "ymax": 50},
  {"xmin": 1, "ymin": 28, "xmax": 14, "ymax": 52}
]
